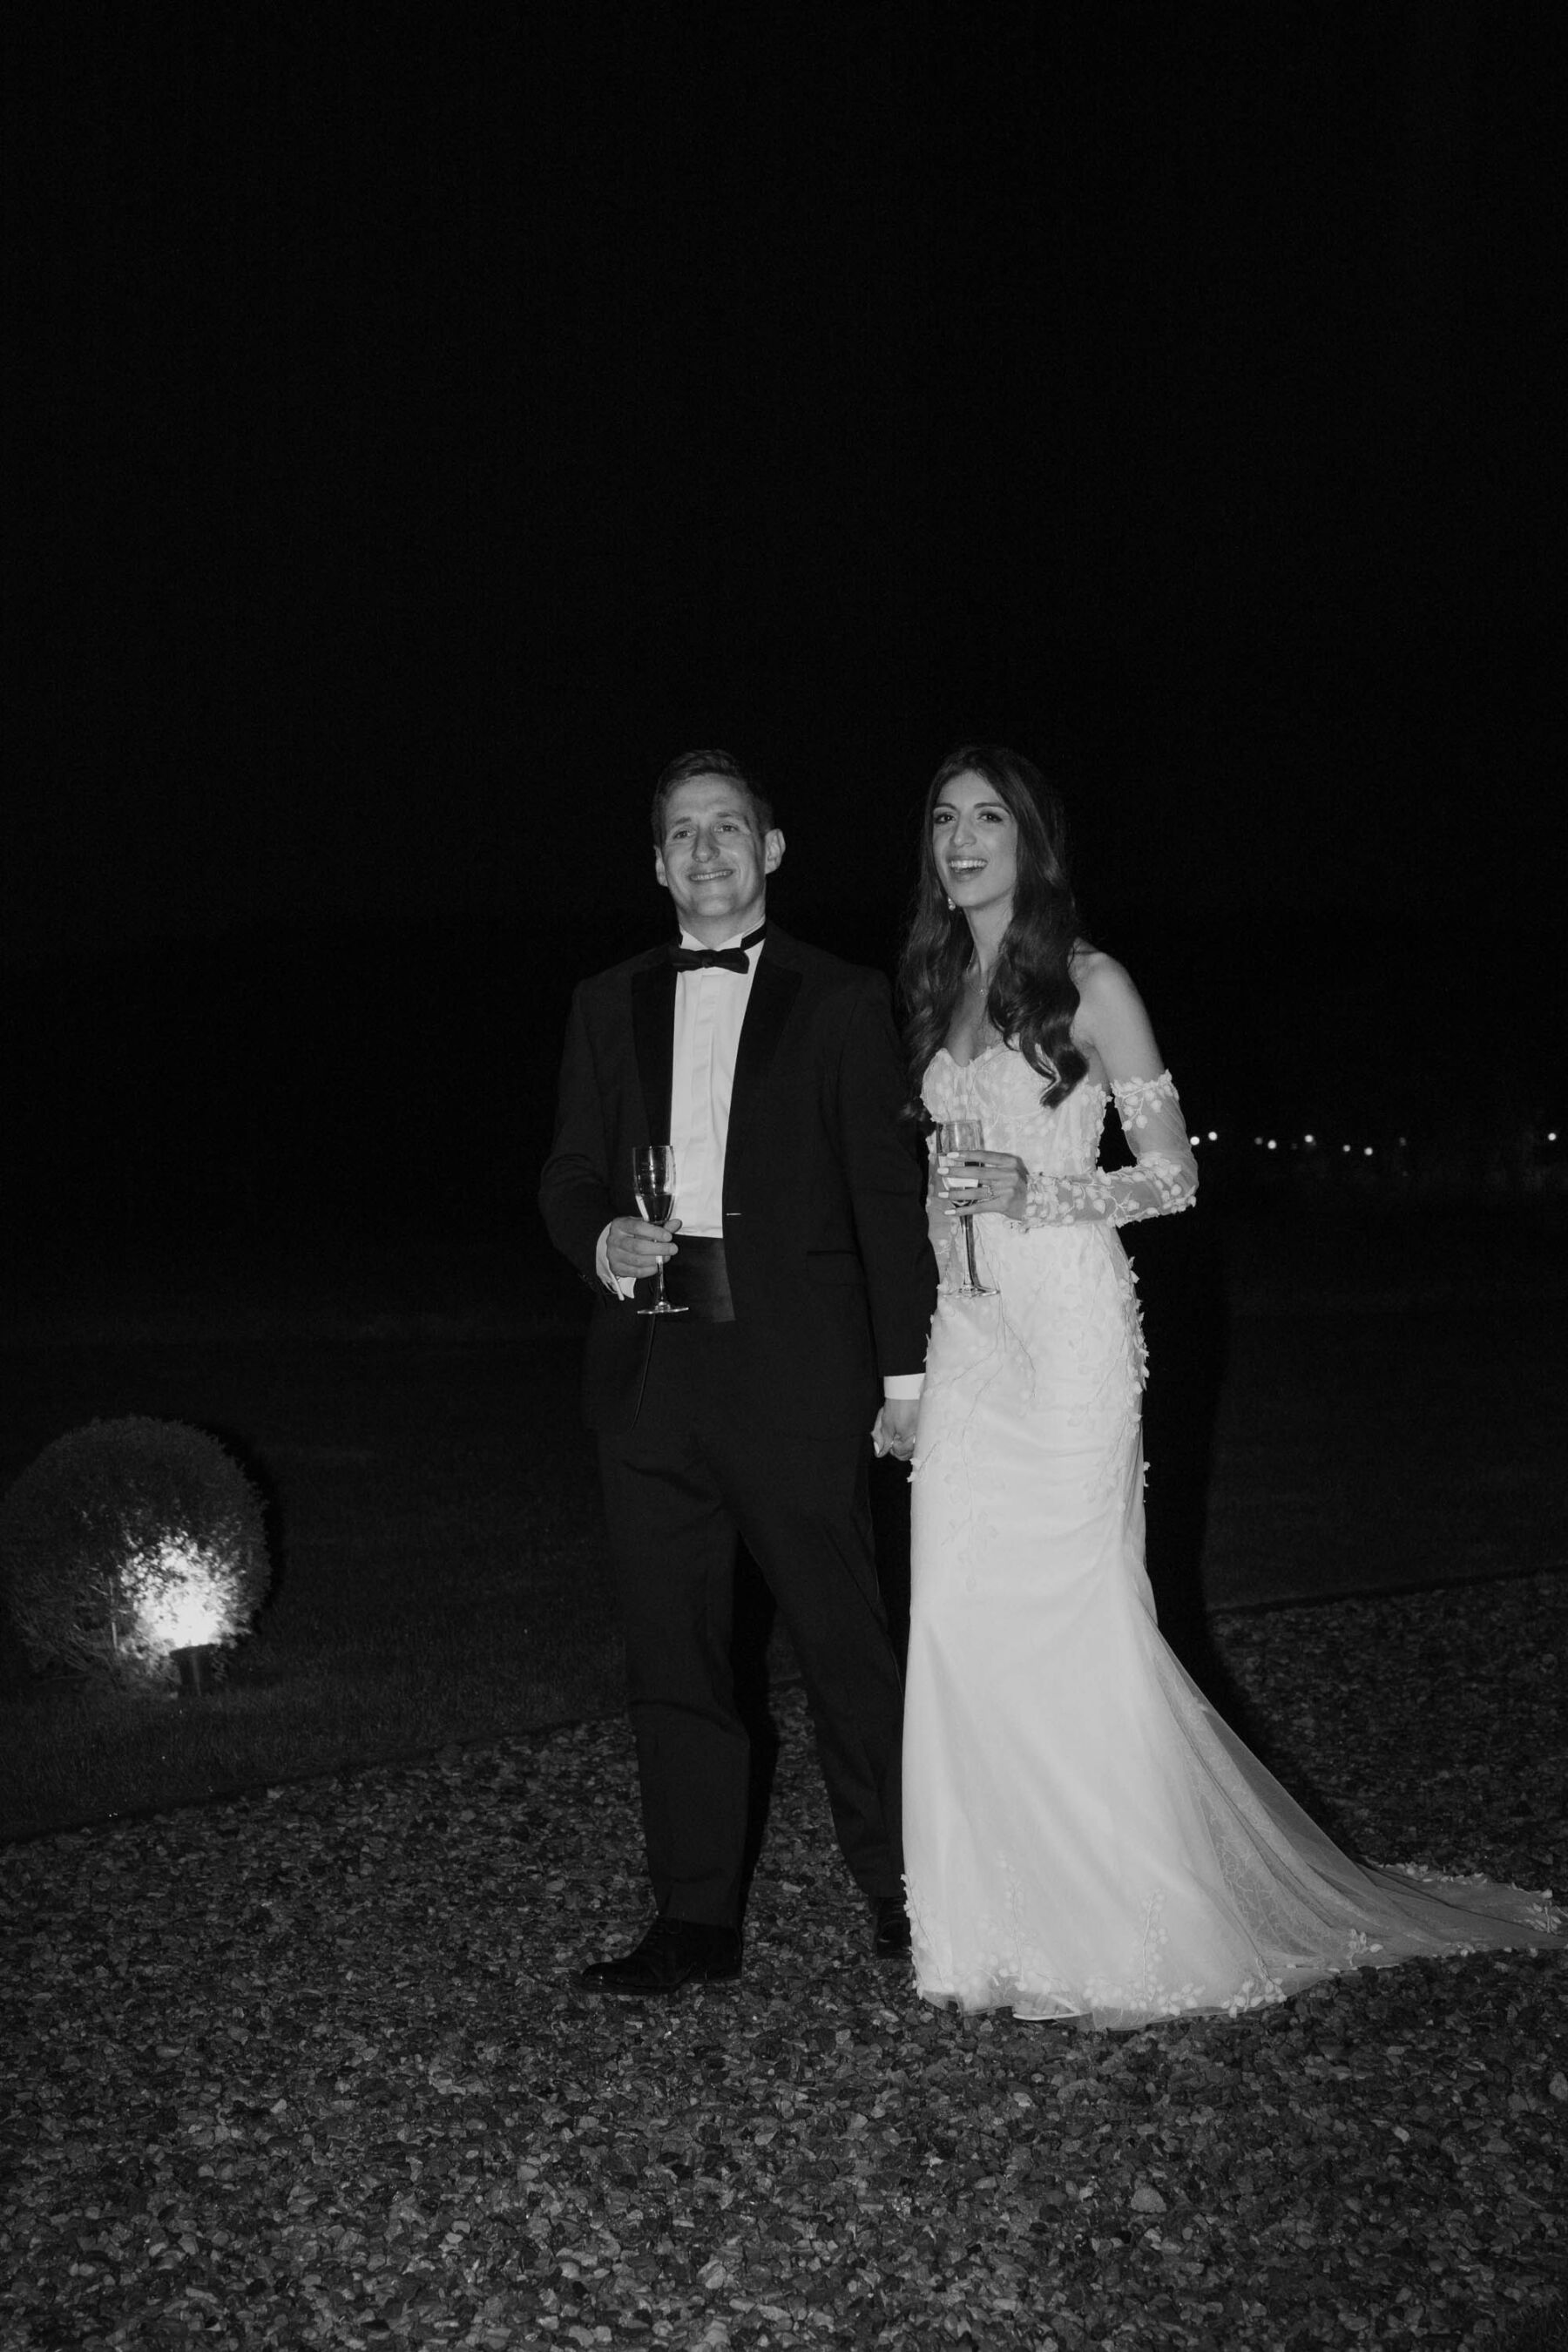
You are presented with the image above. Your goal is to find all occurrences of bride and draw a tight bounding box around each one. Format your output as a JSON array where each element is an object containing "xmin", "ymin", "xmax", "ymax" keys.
[{"xmin": 898, "ymin": 743, "xmax": 1563, "ymax": 2029}]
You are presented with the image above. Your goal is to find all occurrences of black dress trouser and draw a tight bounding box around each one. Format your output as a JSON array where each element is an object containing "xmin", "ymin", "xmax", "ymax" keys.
[{"xmin": 595, "ymin": 1315, "xmax": 905, "ymax": 1927}]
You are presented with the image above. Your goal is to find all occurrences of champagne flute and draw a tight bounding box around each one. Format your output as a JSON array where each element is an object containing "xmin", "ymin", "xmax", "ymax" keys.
[
  {"xmin": 937, "ymin": 1119, "xmax": 996, "ymax": 1298},
  {"xmin": 632, "ymin": 1146, "xmax": 687, "ymax": 1315}
]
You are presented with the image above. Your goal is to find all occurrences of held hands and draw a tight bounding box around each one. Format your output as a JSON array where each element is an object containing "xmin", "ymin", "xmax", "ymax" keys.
[
  {"xmin": 605, "ymin": 1213, "xmax": 681, "ymax": 1281},
  {"xmin": 938, "ymin": 1148, "xmax": 1031, "ymax": 1220},
  {"xmin": 872, "ymin": 1397, "xmax": 920, "ymax": 1463}
]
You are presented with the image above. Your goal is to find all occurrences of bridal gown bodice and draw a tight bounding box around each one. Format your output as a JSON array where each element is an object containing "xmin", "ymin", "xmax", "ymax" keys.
[
  {"xmin": 916, "ymin": 1046, "xmax": 1194, "ymax": 1549},
  {"xmin": 903, "ymin": 1044, "xmax": 1563, "ymax": 2029},
  {"xmin": 919, "ymin": 1050, "xmax": 1165, "ymax": 1481}
]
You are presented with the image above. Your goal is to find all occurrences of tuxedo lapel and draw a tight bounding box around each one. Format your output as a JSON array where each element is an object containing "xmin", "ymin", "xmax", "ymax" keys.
[
  {"xmin": 734, "ymin": 951, "xmax": 801, "ymax": 1095},
  {"xmin": 631, "ymin": 957, "xmax": 677, "ymax": 1141},
  {"xmin": 727, "ymin": 946, "xmax": 802, "ymax": 1172}
]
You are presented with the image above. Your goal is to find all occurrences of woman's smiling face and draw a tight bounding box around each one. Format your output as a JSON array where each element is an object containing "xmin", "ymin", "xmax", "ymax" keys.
[{"xmin": 931, "ymin": 769, "xmax": 1019, "ymax": 921}]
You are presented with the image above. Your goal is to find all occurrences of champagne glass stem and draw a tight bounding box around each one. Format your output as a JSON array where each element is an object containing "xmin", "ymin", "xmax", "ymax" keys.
[
  {"xmin": 936, "ymin": 1118, "xmax": 993, "ymax": 1297},
  {"xmin": 632, "ymin": 1144, "xmax": 685, "ymax": 1315}
]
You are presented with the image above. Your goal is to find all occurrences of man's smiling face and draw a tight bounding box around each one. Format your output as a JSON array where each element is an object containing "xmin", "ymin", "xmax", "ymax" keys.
[{"xmin": 654, "ymin": 775, "xmax": 785, "ymax": 946}]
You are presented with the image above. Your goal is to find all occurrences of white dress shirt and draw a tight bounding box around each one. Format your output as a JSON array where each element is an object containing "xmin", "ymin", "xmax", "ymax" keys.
[
  {"xmin": 597, "ymin": 925, "xmax": 921, "ymax": 1402},
  {"xmin": 666, "ymin": 923, "xmax": 761, "ymax": 1237}
]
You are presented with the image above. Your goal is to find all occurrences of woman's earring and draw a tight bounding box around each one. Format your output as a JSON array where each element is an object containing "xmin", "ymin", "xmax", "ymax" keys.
[{"xmin": 945, "ymin": 895, "xmax": 955, "ymax": 911}]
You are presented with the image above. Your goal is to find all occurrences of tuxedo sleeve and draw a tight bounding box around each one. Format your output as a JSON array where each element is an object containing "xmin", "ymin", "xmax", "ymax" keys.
[
  {"xmin": 538, "ymin": 987, "xmax": 618, "ymax": 1287},
  {"xmin": 835, "ymin": 972, "xmax": 938, "ymax": 1379}
]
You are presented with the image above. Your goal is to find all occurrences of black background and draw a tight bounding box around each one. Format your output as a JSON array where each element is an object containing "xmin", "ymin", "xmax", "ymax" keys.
[{"xmin": 6, "ymin": 5, "xmax": 1561, "ymax": 1248}]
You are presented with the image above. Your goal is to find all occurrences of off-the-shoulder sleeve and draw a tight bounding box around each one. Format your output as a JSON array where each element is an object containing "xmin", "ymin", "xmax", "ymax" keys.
[{"xmin": 1022, "ymin": 1071, "xmax": 1199, "ymax": 1228}]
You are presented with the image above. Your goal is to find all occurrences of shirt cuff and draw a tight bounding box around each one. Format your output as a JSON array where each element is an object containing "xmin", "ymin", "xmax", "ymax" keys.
[
  {"xmin": 882, "ymin": 1375, "xmax": 924, "ymax": 1401},
  {"xmin": 595, "ymin": 1225, "xmax": 637, "ymax": 1301}
]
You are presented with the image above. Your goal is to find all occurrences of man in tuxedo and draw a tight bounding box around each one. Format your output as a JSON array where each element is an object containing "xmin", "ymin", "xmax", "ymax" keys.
[{"xmin": 540, "ymin": 749, "xmax": 937, "ymax": 1997}]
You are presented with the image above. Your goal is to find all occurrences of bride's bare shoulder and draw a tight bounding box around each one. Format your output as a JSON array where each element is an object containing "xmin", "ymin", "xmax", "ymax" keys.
[
  {"xmin": 1069, "ymin": 945, "xmax": 1139, "ymax": 1009},
  {"xmin": 1068, "ymin": 949, "xmax": 1159, "ymax": 1069}
]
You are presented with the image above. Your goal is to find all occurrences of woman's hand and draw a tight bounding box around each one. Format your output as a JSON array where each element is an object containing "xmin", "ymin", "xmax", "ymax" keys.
[{"xmin": 937, "ymin": 1148, "xmax": 1031, "ymax": 1220}]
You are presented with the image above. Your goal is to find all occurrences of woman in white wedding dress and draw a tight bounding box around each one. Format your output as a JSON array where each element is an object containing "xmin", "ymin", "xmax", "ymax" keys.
[{"xmin": 897, "ymin": 745, "xmax": 1564, "ymax": 2030}]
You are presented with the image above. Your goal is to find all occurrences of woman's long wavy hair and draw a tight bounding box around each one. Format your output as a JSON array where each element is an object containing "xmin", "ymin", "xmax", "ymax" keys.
[{"xmin": 898, "ymin": 743, "xmax": 1089, "ymax": 1110}]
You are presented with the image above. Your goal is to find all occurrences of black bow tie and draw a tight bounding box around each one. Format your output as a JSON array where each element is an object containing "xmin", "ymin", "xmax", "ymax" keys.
[{"xmin": 668, "ymin": 924, "xmax": 767, "ymax": 974}]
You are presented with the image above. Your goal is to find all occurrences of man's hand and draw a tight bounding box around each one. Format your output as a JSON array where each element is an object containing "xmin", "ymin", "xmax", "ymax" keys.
[
  {"xmin": 605, "ymin": 1214, "xmax": 680, "ymax": 1281},
  {"xmin": 872, "ymin": 1397, "xmax": 920, "ymax": 1463}
]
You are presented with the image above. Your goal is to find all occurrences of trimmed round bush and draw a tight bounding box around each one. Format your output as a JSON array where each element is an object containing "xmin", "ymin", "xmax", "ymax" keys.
[{"xmin": 0, "ymin": 1417, "xmax": 269, "ymax": 1689}]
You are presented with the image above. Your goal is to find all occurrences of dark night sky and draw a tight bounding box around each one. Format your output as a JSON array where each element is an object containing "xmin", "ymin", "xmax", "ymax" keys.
[{"xmin": 5, "ymin": 5, "xmax": 1563, "ymax": 1231}]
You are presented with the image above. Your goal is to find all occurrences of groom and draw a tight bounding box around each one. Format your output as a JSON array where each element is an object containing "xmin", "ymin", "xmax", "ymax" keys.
[{"xmin": 539, "ymin": 749, "xmax": 936, "ymax": 1996}]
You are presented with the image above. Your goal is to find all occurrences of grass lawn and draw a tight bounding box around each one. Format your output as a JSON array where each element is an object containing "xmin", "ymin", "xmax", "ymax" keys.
[
  {"xmin": 2, "ymin": 1202, "xmax": 1565, "ymax": 1842},
  {"xmin": 0, "ymin": 1241, "xmax": 625, "ymax": 1839},
  {"xmin": 1199, "ymin": 1284, "xmax": 1568, "ymax": 1608}
]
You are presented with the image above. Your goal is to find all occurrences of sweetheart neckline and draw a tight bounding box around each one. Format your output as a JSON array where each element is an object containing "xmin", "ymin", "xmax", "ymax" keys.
[
  {"xmin": 931, "ymin": 1042, "xmax": 1007, "ymax": 1072},
  {"xmin": 930, "ymin": 1044, "xmax": 1109, "ymax": 1099}
]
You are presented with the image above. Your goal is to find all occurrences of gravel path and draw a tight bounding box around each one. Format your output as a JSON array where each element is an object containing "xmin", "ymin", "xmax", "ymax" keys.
[{"xmin": 3, "ymin": 1574, "xmax": 1565, "ymax": 2349}]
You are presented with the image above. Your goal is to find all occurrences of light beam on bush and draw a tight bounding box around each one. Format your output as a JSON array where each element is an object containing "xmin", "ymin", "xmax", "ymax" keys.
[
  {"xmin": 0, "ymin": 1417, "xmax": 270, "ymax": 1693},
  {"xmin": 122, "ymin": 1538, "xmax": 239, "ymax": 1655}
]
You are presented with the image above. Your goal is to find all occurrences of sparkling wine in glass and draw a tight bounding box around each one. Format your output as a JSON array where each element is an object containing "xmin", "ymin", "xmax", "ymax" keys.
[
  {"xmin": 937, "ymin": 1119, "xmax": 996, "ymax": 1297},
  {"xmin": 632, "ymin": 1145, "xmax": 687, "ymax": 1316}
]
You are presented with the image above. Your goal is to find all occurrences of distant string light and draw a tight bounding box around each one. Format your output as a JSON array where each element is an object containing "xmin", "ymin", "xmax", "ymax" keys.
[{"xmin": 1225, "ymin": 1132, "xmax": 1459, "ymax": 1159}]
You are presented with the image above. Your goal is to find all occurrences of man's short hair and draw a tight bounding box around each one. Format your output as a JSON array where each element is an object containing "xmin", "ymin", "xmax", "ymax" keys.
[{"xmin": 651, "ymin": 749, "xmax": 775, "ymax": 845}]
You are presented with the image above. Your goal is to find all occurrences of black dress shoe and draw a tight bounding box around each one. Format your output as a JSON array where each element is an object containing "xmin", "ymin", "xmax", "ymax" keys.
[
  {"xmin": 578, "ymin": 1916, "xmax": 743, "ymax": 1998},
  {"xmin": 872, "ymin": 1895, "xmax": 912, "ymax": 1960}
]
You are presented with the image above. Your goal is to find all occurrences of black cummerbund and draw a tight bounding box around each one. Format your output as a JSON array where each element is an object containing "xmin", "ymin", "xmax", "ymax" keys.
[{"xmin": 659, "ymin": 1233, "xmax": 736, "ymax": 1322}]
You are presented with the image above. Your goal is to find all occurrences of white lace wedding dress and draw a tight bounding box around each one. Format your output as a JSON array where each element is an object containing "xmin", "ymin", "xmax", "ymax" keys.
[{"xmin": 902, "ymin": 1045, "xmax": 1564, "ymax": 2028}]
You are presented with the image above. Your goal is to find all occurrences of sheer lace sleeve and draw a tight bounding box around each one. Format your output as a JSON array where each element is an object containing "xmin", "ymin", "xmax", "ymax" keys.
[{"xmin": 1023, "ymin": 1072, "xmax": 1199, "ymax": 1228}]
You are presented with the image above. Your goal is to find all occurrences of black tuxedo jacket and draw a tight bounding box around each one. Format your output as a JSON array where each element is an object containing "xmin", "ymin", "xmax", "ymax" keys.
[{"xmin": 539, "ymin": 924, "xmax": 936, "ymax": 1436}]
